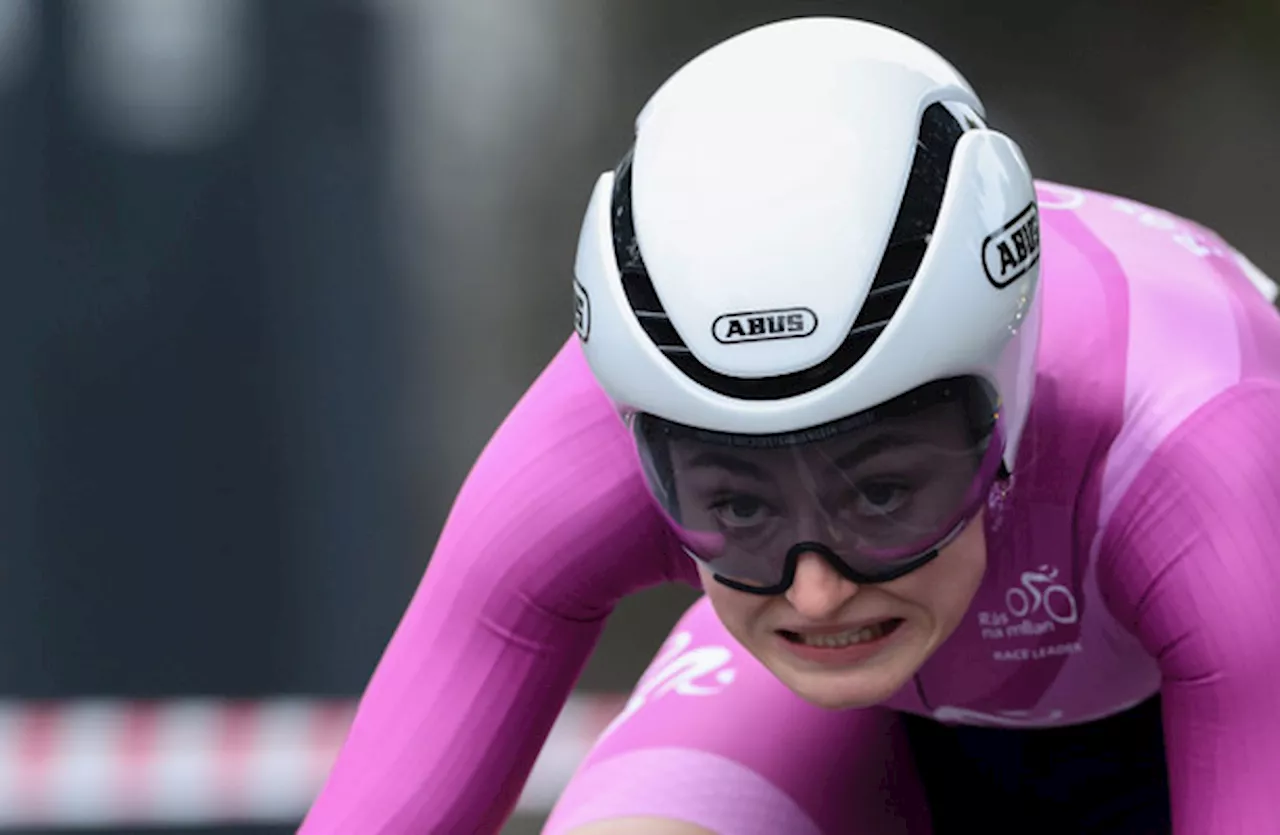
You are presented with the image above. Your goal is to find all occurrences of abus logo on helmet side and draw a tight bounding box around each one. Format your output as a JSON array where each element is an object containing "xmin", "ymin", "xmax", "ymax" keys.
[
  {"xmin": 574, "ymin": 279, "xmax": 591, "ymax": 341},
  {"xmin": 712, "ymin": 307, "xmax": 818, "ymax": 344},
  {"xmin": 982, "ymin": 203, "xmax": 1041, "ymax": 288}
]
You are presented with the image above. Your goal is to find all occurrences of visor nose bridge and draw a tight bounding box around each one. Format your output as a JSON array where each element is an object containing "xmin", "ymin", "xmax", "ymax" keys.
[
  {"xmin": 788, "ymin": 449, "xmax": 845, "ymax": 546},
  {"xmin": 793, "ymin": 504, "xmax": 840, "ymax": 546}
]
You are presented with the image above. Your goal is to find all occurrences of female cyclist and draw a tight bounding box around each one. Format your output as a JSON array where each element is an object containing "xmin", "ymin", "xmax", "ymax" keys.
[{"xmin": 300, "ymin": 17, "xmax": 1280, "ymax": 834}]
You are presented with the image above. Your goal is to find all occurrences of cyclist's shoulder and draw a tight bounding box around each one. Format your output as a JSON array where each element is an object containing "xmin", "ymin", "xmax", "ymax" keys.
[
  {"xmin": 1035, "ymin": 181, "xmax": 1278, "ymax": 309},
  {"xmin": 1029, "ymin": 180, "xmax": 1280, "ymax": 457},
  {"xmin": 515, "ymin": 336, "xmax": 621, "ymax": 421},
  {"xmin": 458, "ymin": 334, "xmax": 673, "ymax": 556},
  {"xmin": 1036, "ymin": 179, "xmax": 1209, "ymax": 240},
  {"xmin": 1034, "ymin": 179, "xmax": 1254, "ymax": 287},
  {"xmin": 484, "ymin": 335, "xmax": 638, "ymax": 470}
]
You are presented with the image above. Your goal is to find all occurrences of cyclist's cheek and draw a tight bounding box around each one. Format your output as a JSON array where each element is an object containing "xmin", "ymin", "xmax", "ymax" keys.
[{"xmin": 884, "ymin": 510, "xmax": 989, "ymax": 659}]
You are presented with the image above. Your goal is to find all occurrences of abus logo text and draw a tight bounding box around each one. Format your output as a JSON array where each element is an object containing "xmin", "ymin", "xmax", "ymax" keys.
[
  {"xmin": 982, "ymin": 203, "xmax": 1041, "ymax": 288},
  {"xmin": 712, "ymin": 307, "xmax": 818, "ymax": 344}
]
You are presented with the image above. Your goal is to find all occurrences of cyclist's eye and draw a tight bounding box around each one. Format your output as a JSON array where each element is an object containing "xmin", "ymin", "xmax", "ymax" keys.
[
  {"xmin": 851, "ymin": 481, "xmax": 912, "ymax": 517},
  {"xmin": 709, "ymin": 495, "xmax": 772, "ymax": 529}
]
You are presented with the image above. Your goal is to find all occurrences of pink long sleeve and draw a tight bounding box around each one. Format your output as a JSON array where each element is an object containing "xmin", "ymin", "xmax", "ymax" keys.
[
  {"xmin": 298, "ymin": 338, "xmax": 693, "ymax": 833},
  {"xmin": 1098, "ymin": 382, "xmax": 1280, "ymax": 834}
]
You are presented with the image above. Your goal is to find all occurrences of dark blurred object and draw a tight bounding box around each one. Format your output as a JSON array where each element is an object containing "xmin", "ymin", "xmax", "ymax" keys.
[
  {"xmin": 1, "ymin": 5, "xmax": 403, "ymax": 833},
  {"xmin": 3, "ymin": 0, "xmax": 406, "ymax": 696}
]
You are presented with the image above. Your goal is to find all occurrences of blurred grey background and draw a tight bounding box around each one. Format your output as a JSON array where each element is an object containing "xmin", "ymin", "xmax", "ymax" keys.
[{"xmin": 0, "ymin": 1, "xmax": 1274, "ymax": 833}]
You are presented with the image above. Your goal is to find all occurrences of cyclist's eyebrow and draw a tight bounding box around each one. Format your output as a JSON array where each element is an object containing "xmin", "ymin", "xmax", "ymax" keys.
[
  {"xmin": 687, "ymin": 452, "xmax": 771, "ymax": 481},
  {"xmin": 831, "ymin": 433, "xmax": 919, "ymax": 469}
]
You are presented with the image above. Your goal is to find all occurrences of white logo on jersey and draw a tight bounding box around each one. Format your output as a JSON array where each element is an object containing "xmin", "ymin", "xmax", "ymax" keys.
[
  {"xmin": 1107, "ymin": 196, "xmax": 1253, "ymax": 273},
  {"xmin": 1036, "ymin": 183, "xmax": 1086, "ymax": 211},
  {"xmin": 976, "ymin": 565, "xmax": 1082, "ymax": 659},
  {"xmin": 1004, "ymin": 565, "xmax": 1078, "ymax": 624},
  {"xmin": 597, "ymin": 630, "xmax": 736, "ymax": 741},
  {"xmin": 1233, "ymin": 250, "xmax": 1279, "ymax": 303}
]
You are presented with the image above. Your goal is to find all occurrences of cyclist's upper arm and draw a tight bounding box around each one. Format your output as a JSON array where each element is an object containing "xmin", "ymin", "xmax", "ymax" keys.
[
  {"xmin": 299, "ymin": 339, "xmax": 686, "ymax": 834},
  {"xmin": 1097, "ymin": 382, "xmax": 1280, "ymax": 833}
]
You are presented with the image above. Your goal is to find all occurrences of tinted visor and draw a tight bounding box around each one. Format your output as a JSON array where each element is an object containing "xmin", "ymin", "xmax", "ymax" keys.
[{"xmin": 633, "ymin": 377, "xmax": 1003, "ymax": 594}]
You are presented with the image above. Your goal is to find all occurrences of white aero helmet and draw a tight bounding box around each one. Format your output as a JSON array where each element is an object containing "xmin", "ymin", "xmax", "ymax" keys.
[{"xmin": 573, "ymin": 17, "xmax": 1041, "ymax": 594}]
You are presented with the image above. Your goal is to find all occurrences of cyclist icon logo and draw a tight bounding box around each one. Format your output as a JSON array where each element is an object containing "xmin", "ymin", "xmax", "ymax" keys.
[{"xmin": 1005, "ymin": 565, "xmax": 1078, "ymax": 625}]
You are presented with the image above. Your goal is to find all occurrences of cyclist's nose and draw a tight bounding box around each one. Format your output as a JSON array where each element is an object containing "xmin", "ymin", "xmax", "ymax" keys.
[{"xmin": 785, "ymin": 551, "xmax": 858, "ymax": 620}]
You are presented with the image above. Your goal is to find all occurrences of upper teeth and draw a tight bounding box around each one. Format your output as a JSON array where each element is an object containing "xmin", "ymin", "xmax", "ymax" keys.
[{"xmin": 798, "ymin": 622, "xmax": 889, "ymax": 647}]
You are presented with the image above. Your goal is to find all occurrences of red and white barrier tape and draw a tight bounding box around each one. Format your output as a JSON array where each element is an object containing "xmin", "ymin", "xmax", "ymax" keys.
[{"xmin": 0, "ymin": 695, "xmax": 625, "ymax": 829}]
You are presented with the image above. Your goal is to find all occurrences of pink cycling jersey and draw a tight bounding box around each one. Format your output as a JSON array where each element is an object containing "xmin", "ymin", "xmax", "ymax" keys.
[{"xmin": 299, "ymin": 182, "xmax": 1280, "ymax": 833}]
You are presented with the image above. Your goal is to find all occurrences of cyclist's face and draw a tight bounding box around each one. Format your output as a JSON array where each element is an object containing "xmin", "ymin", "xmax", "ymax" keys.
[{"xmin": 697, "ymin": 508, "xmax": 988, "ymax": 710}]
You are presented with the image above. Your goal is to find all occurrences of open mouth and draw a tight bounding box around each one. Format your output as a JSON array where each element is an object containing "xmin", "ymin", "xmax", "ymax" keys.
[{"xmin": 778, "ymin": 618, "xmax": 905, "ymax": 648}]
